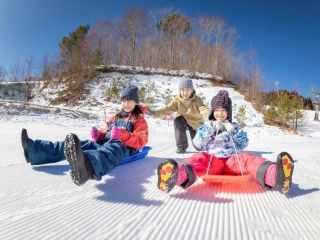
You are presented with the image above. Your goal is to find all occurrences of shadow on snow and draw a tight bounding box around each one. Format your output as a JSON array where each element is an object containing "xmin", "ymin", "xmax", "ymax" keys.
[{"xmin": 94, "ymin": 156, "xmax": 163, "ymax": 206}]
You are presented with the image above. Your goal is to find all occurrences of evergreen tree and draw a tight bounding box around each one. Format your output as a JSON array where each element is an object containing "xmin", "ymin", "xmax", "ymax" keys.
[
  {"xmin": 303, "ymin": 97, "xmax": 314, "ymax": 110},
  {"xmin": 263, "ymin": 91, "xmax": 303, "ymax": 129},
  {"xmin": 157, "ymin": 13, "xmax": 191, "ymax": 35},
  {"xmin": 235, "ymin": 105, "xmax": 246, "ymax": 128},
  {"xmin": 162, "ymin": 88, "xmax": 174, "ymax": 105},
  {"xmin": 59, "ymin": 25, "xmax": 90, "ymax": 72}
]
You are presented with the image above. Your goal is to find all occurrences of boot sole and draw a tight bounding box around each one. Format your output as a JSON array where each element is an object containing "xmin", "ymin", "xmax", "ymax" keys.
[
  {"xmin": 277, "ymin": 152, "xmax": 294, "ymax": 194},
  {"xmin": 21, "ymin": 129, "xmax": 30, "ymax": 163},
  {"xmin": 64, "ymin": 134, "xmax": 85, "ymax": 186},
  {"xmin": 157, "ymin": 159, "xmax": 178, "ymax": 193}
]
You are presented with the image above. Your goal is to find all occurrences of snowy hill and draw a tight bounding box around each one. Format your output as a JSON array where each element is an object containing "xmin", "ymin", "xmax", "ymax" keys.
[{"xmin": 1, "ymin": 72, "xmax": 320, "ymax": 240}]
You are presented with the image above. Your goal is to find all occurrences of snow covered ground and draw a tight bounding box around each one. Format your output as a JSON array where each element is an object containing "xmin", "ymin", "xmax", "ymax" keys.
[{"xmin": 1, "ymin": 73, "xmax": 320, "ymax": 240}]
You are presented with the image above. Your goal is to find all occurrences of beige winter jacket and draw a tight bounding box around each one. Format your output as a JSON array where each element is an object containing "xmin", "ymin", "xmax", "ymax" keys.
[{"xmin": 155, "ymin": 94, "xmax": 209, "ymax": 130}]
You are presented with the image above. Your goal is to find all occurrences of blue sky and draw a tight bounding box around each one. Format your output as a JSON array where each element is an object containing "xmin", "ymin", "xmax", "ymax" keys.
[{"xmin": 1, "ymin": 0, "xmax": 319, "ymax": 97}]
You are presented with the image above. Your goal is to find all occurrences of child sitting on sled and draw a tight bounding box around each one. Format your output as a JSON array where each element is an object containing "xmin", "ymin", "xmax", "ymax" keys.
[
  {"xmin": 157, "ymin": 90, "xmax": 294, "ymax": 194},
  {"xmin": 148, "ymin": 77, "xmax": 208, "ymax": 153},
  {"xmin": 21, "ymin": 85, "xmax": 149, "ymax": 186}
]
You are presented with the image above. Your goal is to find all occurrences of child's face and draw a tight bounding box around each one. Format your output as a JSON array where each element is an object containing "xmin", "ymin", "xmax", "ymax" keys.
[
  {"xmin": 180, "ymin": 88, "xmax": 193, "ymax": 100},
  {"xmin": 121, "ymin": 99, "xmax": 137, "ymax": 112},
  {"xmin": 213, "ymin": 107, "xmax": 228, "ymax": 122}
]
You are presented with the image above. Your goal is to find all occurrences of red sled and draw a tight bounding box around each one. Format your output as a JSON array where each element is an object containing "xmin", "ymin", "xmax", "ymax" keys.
[
  {"xmin": 200, "ymin": 173, "xmax": 252, "ymax": 184},
  {"xmin": 200, "ymin": 130, "xmax": 253, "ymax": 185}
]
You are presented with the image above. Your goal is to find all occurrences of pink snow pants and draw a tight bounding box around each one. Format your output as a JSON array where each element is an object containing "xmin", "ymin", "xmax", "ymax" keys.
[{"xmin": 185, "ymin": 151, "xmax": 265, "ymax": 179}]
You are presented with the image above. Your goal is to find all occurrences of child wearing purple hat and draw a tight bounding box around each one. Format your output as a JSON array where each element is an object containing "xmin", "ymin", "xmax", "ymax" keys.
[{"xmin": 157, "ymin": 90, "xmax": 295, "ymax": 194}]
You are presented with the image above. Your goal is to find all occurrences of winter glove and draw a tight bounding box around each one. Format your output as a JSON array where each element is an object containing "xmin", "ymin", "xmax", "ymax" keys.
[
  {"xmin": 224, "ymin": 122, "xmax": 233, "ymax": 133},
  {"xmin": 216, "ymin": 121, "xmax": 233, "ymax": 134},
  {"xmin": 216, "ymin": 121, "xmax": 226, "ymax": 132},
  {"xmin": 110, "ymin": 126, "xmax": 121, "ymax": 140},
  {"xmin": 90, "ymin": 127, "xmax": 100, "ymax": 141}
]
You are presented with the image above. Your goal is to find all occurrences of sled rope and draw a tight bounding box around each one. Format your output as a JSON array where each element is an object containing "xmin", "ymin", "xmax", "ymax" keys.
[
  {"xmin": 205, "ymin": 126, "xmax": 244, "ymax": 177},
  {"xmin": 229, "ymin": 134, "xmax": 244, "ymax": 176},
  {"xmin": 205, "ymin": 127, "xmax": 219, "ymax": 176}
]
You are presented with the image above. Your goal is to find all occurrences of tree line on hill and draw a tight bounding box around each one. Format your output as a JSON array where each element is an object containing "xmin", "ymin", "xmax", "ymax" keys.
[
  {"xmin": 0, "ymin": 8, "xmax": 314, "ymax": 129},
  {"xmin": 0, "ymin": 8, "xmax": 262, "ymax": 95}
]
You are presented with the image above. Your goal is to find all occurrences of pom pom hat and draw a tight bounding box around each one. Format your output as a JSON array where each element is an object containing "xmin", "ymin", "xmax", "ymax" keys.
[{"xmin": 208, "ymin": 90, "xmax": 232, "ymax": 122}]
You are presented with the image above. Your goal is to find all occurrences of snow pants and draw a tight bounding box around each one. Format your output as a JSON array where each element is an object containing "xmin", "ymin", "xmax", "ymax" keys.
[
  {"xmin": 27, "ymin": 138, "xmax": 137, "ymax": 180},
  {"xmin": 185, "ymin": 151, "xmax": 271, "ymax": 187},
  {"xmin": 174, "ymin": 116, "xmax": 197, "ymax": 151}
]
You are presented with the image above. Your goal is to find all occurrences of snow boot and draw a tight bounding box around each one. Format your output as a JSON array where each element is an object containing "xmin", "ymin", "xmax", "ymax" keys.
[
  {"xmin": 176, "ymin": 164, "xmax": 188, "ymax": 185},
  {"xmin": 21, "ymin": 128, "xmax": 30, "ymax": 163},
  {"xmin": 64, "ymin": 133, "xmax": 93, "ymax": 186},
  {"xmin": 176, "ymin": 148, "xmax": 187, "ymax": 154},
  {"xmin": 157, "ymin": 159, "xmax": 179, "ymax": 193},
  {"xmin": 179, "ymin": 164, "xmax": 196, "ymax": 189},
  {"xmin": 275, "ymin": 152, "xmax": 294, "ymax": 194}
]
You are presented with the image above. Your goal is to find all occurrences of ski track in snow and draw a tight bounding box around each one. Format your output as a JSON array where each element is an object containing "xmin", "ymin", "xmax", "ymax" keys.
[
  {"xmin": 1, "ymin": 115, "xmax": 320, "ymax": 240},
  {"xmin": 1, "ymin": 76, "xmax": 320, "ymax": 239}
]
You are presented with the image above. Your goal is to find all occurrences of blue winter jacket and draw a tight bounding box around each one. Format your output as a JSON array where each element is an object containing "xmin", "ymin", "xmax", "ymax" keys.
[{"xmin": 192, "ymin": 120, "xmax": 249, "ymax": 158}]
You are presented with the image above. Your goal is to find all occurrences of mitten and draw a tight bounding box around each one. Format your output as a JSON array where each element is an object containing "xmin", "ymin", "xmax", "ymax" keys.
[
  {"xmin": 110, "ymin": 126, "xmax": 121, "ymax": 140},
  {"xmin": 224, "ymin": 122, "xmax": 233, "ymax": 133},
  {"xmin": 90, "ymin": 127, "xmax": 100, "ymax": 141},
  {"xmin": 216, "ymin": 121, "xmax": 233, "ymax": 133},
  {"xmin": 216, "ymin": 121, "xmax": 226, "ymax": 132}
]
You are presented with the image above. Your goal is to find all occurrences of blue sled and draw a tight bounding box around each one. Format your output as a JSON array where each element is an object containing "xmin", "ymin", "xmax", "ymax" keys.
[{"xmin": 119, "ymin": 146, "xmax": 152, "ymax": 165}]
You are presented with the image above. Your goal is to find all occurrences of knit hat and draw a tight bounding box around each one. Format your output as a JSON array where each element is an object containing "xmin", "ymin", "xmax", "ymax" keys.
[
  {"xmin": 120, "ymin": 85, "xmax": 139, "ymax": 103},
  {"xmin": 178, "ymin": 77, "xmax": 194, "ymax": 91},
  {"xmin": 208, "ymin": 90, "xmax": 232, "ymax": 122}
]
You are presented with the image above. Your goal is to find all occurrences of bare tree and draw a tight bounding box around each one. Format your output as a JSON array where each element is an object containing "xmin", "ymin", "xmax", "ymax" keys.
[
  {"xmin": 191, "ymin": 15, "xmax": 238, "ymax": 78},
  {"xmin": 195, "ymin": 15, "xmax": 219, "ymax": 72},
  {"xmin": 88, "ymin": 21, "xmax": 120, "ymax": 65},
  {"xmin": 9, "ymin": 60, "xmax": 23, "ymax": 82},
  {"xmin": 21, "ymin": 55, "xmax": 36, "ymax": 80},
  {"xmin": 119, "ymin": 8, "xmax": 152, "ymax": 66},
  {"xmin": 186, "ymin": 36, "xmax": 203, "ymax": 71},
  {"xmin": 146, "ymin": 8, "xmax": 173, "ymax": 68},
  {"xmin": 0, "ymin": 65, "xmax": 7, "ymax": 82},
  {"xmin": 157, "ymin": 12, "xmax": 191, "ymax": 68},
  {"xmin": 194, "ymin": 16, "xmax": 223, "ymax": 72},
  {"xmin": 84, "ymin": 21, "xmax": 114, "ymax": 67},
  {"xmin": 37, "ymin": 7, "xmax": 264, "ymax": 99},
  {"xmin": 241, "ymin": 50, "xmax": 262, "ymax": 100},
  {"xmin": 40, "ymin": 54, "xmax": 62, "ymax": 83}
]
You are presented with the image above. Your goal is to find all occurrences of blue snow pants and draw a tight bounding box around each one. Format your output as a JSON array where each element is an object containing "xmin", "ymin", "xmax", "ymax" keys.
[{"xmin": 27, "ymin": 138, "xmax": 137, "ymax": 180}]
